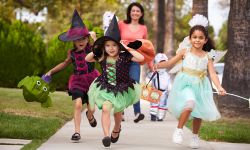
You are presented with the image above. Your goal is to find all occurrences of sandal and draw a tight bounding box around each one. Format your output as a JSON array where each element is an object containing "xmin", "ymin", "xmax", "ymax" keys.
[
  {"xmin": 71, "ymin": 133, "xmax": 81, "ymax": 141},
  {"xmin": 86, "ymin": 111, "xmax": 97, "ymax": 127},
  {"xmin": 111, "ymin": 127, "xmax": 121, "ymax": 143},
  {"xmin": 102, "ymin": 136, "xmax": 111, "ymax": 147}
]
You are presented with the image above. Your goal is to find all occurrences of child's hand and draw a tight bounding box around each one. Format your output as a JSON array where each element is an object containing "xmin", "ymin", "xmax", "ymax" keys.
[
  {"xmin": 120, "ymin": 40, "xmax": 131, "ymax": 51},
  {"xmin": 218, "ymin": 87, "xmax": 226, "ymax": 96},
  {"xmin": 153, "ymin": 64, "xmax": 159, "ymax": 72},
  {"xmin": 120, "ymin": 40, "xmax": 129, "ymax": 46},
  {"xmin": 45, "ymin": 71, "xmax": 52, "ymax": 76},
  {"xmin": 89, "ymin": 31, "xmax": 97, "ymax": 41}
]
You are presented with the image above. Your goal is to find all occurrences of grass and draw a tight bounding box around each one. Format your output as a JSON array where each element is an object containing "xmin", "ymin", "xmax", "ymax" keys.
[
  {"xmin": 186, "ymin": 118, "xmax": 250, "ymax": 143},
  {"xmin": 0, "ymin": 87, "xmax": 74, "ymax": 150}
]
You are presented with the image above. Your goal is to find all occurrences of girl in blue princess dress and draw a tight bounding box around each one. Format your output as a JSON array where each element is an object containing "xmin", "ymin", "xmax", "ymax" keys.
[{"xmin": 154, "ymin": 14, "xmax": 226, "ymax": 149}]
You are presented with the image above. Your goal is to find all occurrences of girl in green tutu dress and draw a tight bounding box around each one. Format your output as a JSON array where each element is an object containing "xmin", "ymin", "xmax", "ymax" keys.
[
  {"xmin": 85, "ymin": 16, "xmax": 144, "ymax": 148},
  {"xmin": 154, "ymin": 14, "xmax": 226, "ymax": 149}
]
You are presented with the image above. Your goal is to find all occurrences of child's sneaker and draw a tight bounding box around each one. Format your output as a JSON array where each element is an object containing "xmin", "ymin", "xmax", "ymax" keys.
[
  {"xmin": 190, "ymin": 134, "xmax": 200, "ymax": 149},
  {"xmin": 150, "ymin": 114, "xmax": 157, "ymax": 121},
  {"xmin": 172, "ymin": 128, "xmax": 183, "ymax": 144}
]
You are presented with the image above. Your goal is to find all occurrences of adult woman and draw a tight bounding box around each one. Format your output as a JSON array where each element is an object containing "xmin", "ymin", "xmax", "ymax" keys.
[{"xmin": 118, "ymin": 2, "xmax": 153, "ymax": 123}]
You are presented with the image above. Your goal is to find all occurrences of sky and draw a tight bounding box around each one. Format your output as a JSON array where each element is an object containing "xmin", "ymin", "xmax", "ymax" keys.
[{"xmin": 15, "ymin": 0, "xmax": 230, "ymax": 36}]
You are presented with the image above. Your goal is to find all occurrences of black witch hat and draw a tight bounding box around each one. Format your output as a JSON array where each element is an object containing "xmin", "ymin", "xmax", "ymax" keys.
[
  {"xmin": 93, "ymin": 15, "xmax": 142, "ymax": 59},
  {"xmin": 58, "ymin": 9, "xmax": 89, "ymax": 42}
]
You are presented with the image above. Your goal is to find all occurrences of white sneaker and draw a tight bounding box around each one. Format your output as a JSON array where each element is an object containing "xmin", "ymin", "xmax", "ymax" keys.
[
  {"xmin": 172, "ymin": 128, "xmax": 183, "ymax": 144},
  {"xmin": 190, "ymin": 134, "xmax": 200, "ymax": 149}
]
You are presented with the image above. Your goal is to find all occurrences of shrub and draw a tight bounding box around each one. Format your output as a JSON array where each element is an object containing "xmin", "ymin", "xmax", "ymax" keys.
[{"xmin": 0, "ymin": 20, "xmax": 45, "ymax": 87}]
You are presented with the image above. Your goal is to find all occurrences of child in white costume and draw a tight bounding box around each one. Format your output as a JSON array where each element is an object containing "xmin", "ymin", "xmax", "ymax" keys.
[{"xmin": 149, "ymin": 53, "xmax": 171, "ymax": 121}]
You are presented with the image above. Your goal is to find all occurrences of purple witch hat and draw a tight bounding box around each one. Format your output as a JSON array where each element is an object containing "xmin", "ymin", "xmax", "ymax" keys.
[{"xmin": 58, "ymin": 9, "xmax": 89, "ymax": 42}]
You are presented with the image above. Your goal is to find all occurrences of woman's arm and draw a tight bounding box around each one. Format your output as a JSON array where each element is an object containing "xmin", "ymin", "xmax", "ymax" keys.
[
  {"xmin": 208, "ymin": 60, "xmax": 226, "ymax": 95},
  {"xmin": 155, "ymin": 49, "xmax": 185, "ymax": 70},
  {"xmin": 85, "ymin": 52, "xmax": 96, "ymax": 62},
  {"xmin": 46, "ymin": 55, "xmax": 71, "ymax": 76}
]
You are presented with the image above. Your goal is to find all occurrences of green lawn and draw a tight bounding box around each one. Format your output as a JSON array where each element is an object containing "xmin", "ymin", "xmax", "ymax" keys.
[
  {"xmin": 0, "ymin": 87, "xmax": 74, "ymax": 150},
  {"xmin": 186, "ymin": 118, "xmax": 250, "ymax": 143}
]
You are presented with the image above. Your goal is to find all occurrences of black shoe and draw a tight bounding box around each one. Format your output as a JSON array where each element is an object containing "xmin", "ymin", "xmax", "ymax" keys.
[
  {"xmin": 157, "ymin": 119, "xmax": 163, "ymax": 121},
  {"xmin": 134, "ymin": 113, "xmax": 145, "ymax": 123},
  {"xmin": 102, "ymin": 136, "xmax": 111, "ymax": 147},
  {"xmin": 71, "ymin": 133, "xmax": 81, "ymax": 141},
  {"xmin": 86, "ymin": 111, "xmax": 97, "ymax": 127},
  {"xmin": 111, "ymin": 127, "xmax": 121, "ymax": 143},
  {"xmin": 151, "ymin": 115, "xmax": 157, "ymax": 121}
]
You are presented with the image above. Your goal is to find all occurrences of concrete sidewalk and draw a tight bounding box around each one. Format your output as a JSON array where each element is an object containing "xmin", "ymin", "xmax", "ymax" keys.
[{"xmin": 38, "ymin": 100, "xmax": 250, "ymax": 150}]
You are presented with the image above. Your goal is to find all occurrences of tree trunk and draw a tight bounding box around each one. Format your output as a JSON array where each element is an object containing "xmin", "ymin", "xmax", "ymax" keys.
[
  {"xmin": 218, "ymin": 0, "xmax": 250, "ymax": 118},
  {"xmin": 156, "ymin": 0, "xmax": 165, "ymax": 53},
  {"xmin": 164, "ymin": 0, "xmax": 175, "ymax": 58},
  {"xmin": 192, "ymin": 0, "xmax": 208, "ymax": 17},
  {"xmin": 152, "ymin": 0, "xmax": 158, "ymax": 48}
]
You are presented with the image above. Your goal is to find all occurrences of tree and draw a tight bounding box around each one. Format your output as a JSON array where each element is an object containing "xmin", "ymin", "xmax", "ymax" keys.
[
  {"xmin": 218, "ymin": 0, "xmax": 250, "ymax": 117},
  {"xmin": 192, "ymin": 0, "xmax": 208, "ymax": 17},
  {"xmin": 164, "ymin": 0, "xmax": 175, "ymax": 58},
  {"xmin": 156, "ymin": 0, "xmax": 165, "ymax": 53},
  {"xmin": 152, "ymin": 0, "xmax": 158, "ymax": 48}
]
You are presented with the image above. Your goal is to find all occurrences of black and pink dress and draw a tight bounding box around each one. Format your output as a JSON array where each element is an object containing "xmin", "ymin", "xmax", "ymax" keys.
[{"xmin": 68, "ymin": 47, "xmax": 99, "ymax": 103}]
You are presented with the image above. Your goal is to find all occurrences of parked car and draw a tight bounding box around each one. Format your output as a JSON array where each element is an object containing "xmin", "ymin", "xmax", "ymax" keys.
[{"xmin": 212, "ymin": 63, "xmax": 224, "ymax": 91}]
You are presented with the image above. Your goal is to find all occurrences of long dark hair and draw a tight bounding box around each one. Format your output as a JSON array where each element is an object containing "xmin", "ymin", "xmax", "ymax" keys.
[
  {"xmin": 124, "ymin": 2, "xmax": 145, "ymax": 25},
  {"xmin": 189, "ymin": 25, "xmax": 215, "ymax": 52}
]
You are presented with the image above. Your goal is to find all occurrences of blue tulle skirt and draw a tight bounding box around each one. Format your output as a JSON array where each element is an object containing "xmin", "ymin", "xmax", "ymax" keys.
[{"xmin": 168, "ymin": 72, "xmax": 221, "ymax": 121}]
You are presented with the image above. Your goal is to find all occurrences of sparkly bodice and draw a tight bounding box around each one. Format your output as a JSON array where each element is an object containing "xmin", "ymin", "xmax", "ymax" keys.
[
  {"xmin": 69, "ymin": 48, "xmax": 95, "ymax": 74},
  {"xmin": 182, "ymin": 49, "xmax": 209, "ymax": 71},
  {"xmin": 94, "ymin": 52, "xmax": 135, "ymax": 95}
]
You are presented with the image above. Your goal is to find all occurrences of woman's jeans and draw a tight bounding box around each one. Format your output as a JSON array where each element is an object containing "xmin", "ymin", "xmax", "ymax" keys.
[{"xmin": 129, "ymin": 62, "xmax": 141, "ymax": 115}]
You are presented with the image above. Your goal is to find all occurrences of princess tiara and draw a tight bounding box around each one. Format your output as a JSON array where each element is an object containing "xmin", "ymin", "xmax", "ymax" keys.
[{"xmin": 188, "ymin": 14, "xmax": 208, "ymax": 27}]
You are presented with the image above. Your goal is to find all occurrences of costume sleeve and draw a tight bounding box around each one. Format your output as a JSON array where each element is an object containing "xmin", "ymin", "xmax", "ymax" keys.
[{"xmin": 121, "ymin": 51, "xmax": 133, "ymax": 62}]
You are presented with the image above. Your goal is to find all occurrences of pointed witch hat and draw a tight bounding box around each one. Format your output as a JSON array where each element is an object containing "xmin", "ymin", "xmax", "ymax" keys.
[
  {"xmin": 58, "ymin": 9, "xmax": 89, "ymax": 41},
  {"xmin": 93, "ymin": 15, "xmax": 142, "ymax": 59}
]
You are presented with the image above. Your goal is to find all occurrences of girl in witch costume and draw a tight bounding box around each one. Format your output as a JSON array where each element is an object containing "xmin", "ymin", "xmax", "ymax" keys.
[
  {"xmin": 86, "ymin": 16, "xmax": 144, "ymax": 148},
  {"xmin": 154, "ymin": 14, "xmax": 226, "ymax": 149},
  {"xmin": 45, "ymin": 9, "xmax": 99, "ymax": 141}
]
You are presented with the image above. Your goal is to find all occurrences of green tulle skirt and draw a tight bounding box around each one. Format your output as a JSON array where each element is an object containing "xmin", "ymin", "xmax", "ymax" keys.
[
  {"xmin": 88, "ymin": 79, "xmax": 141, "ymax": 113},
  {"xmin": 168, "ymin": 72, "xmax": 221, "ymax": 121}
]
